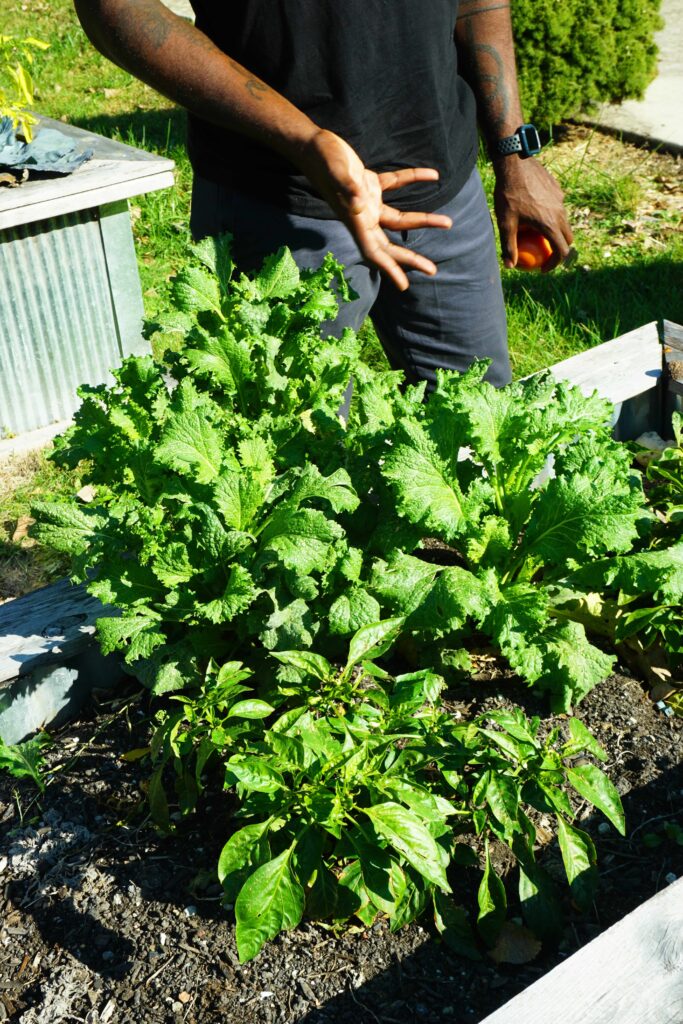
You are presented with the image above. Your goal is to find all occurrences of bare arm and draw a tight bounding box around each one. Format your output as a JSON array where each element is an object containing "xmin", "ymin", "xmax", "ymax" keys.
[
  {"xmin": 73, "ymin": 0, "xmax": 452, "ymax": 289},
  {"xmin": 455, "ymin": 1, "xmax": 573, "ymax": 270}
]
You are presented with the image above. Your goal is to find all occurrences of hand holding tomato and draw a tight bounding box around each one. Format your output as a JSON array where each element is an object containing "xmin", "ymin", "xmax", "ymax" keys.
[
  {"xmin": 493, "ymin": 156, "xmax": 573, "ymax": 272},
  {"xmin": 515, "ymin": 225, "xmax": 554, "ymax": 271}
]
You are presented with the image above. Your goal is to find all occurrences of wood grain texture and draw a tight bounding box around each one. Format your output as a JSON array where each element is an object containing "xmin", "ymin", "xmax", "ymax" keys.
[
  {"xmin": 479, "ymin": 878, "xmax": 683, "ymax": 1024},
  {"xmin": 663, "ymin": 319, "xmax": 683, "ymax": 355},
  {"xmin": 0, "ymin": 579, "xmax": 112, "ymax": 685},
  {"xmin": 0, "ymin": 115, "xmax": 174, "ymax": 231},
  {"xmin": 549, "ymin": 322, "xmax": 663, "ymax": 405}
]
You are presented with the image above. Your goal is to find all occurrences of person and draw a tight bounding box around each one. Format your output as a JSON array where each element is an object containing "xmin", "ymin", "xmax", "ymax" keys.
[{"xmin": 73, "ymin": 0, "xmax": 573, "ymax": 388}]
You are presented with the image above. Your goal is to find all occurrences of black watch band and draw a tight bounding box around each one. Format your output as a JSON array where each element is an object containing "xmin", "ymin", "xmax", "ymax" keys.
[{"xmin": 494, "ymin": 123, "xmax": 542, "ymax": 159}]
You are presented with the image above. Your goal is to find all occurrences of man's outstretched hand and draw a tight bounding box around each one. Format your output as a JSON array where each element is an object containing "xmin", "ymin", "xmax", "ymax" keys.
[
  {"xmin": 493, "ymin": 157, "xmax": 574, "ymax": 273},
  {"xmin": 300, "ymin": 128, "xmax": 453, "ymax": 291}
]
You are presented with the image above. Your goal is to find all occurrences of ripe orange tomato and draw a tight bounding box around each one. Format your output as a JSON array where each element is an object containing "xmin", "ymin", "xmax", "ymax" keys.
[{"xmin": 516, "ymin": 226, "xmax": 554, "ymax": 271}]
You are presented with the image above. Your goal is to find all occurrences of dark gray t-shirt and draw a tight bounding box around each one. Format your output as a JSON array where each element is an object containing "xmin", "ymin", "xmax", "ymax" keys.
[{"xmin": 188, "ymin": 0, "xmax": 478, "ymax": 218}]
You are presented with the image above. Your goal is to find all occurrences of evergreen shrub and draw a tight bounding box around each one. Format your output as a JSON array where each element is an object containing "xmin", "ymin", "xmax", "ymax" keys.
[{"xmin": 511, "ymin": 0, "xmax": 663, "ymax": 127}]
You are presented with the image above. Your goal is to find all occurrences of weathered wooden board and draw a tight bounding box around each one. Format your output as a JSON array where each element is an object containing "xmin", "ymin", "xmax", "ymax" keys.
[
  {"xmin": 0, "ymin": 579, "xmax": 110, "ymax": 684},
  {"xmin": 0, "ymin": 116, "xmax": 174, "ymax": 231},
  {"xmin": 479, "ymin": 878, "xmax": 683, "ymax": 1024},
  {"xmin": 662, "ymin": 320, "xmax": 683, "ymax": 422},
  {"xmin": 0, "ymin": 580, "xmax": 120, "ymax": 744},
  {"xmin": 549, "ymin": 321, "xmax": 662, "ymax": 404}
]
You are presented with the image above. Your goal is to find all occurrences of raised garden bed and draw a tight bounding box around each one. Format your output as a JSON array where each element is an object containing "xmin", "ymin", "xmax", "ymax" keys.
[
  {"xmin": 1, "ymin": 240, "xmax": 682, "ymax": 1022},
  {"xmin": 1, "ymin": 665, "xmax": 681, "ymax": 1023}
]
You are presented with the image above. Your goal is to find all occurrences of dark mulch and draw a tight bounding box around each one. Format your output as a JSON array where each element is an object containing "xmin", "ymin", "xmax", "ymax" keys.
[{"xmin": 1, "ymin": 667, "xmax": 682, "ymax": 1024}]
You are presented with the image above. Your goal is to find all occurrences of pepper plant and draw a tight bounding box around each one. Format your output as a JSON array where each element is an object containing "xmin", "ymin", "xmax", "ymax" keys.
[{"xmin": 148, "ymin": 620, "xmax": 624, "ymax": 961}]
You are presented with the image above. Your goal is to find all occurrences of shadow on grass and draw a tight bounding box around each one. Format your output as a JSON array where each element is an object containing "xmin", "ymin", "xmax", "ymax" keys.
[
  {"xmin": 505, "ymin": 254, "xmax": 682, "ymax": 361},
  {"xmin": 68, "ymin": 106, "xmax": 189, "ymax": 160}
]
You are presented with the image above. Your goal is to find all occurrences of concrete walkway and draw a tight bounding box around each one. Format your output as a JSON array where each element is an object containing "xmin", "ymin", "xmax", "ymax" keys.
[{"xmin": 584, "ymin": 0, "xmax": 683, "ymax": 154}]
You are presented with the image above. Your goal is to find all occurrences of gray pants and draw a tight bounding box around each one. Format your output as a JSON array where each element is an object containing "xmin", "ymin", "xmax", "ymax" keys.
[{"xmin": 190, "ymin": 166, "xmax": 511, "ymax": 388}]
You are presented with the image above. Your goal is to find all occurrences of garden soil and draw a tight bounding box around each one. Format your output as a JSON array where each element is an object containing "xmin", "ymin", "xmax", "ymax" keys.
[{"xmin": 1, "ymin": 667, "xmax": 681, "ymax": 1024}]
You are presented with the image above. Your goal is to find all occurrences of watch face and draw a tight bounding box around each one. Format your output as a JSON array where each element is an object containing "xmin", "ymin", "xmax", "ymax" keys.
[{"xmin": 519, "ymin": 124, "xmax": 542, "ymax": 157}]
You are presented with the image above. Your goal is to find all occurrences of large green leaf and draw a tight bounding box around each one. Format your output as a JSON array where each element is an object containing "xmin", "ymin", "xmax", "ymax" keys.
[
  {"xmin": 565, "ymin": 764, "xmax": 625, "ymax": 835},
  {"xmin": 271, "ymin": 649, "xmax": 333, "ymax": 681},
  {"xmin": 344, "ymin": 617, "xmax": 404, "ymax": 672},
  {"xmin": 523, "ymin": 471, "xmax": 642, "ymax": 564},
  {"xmin": 612, "ymin": 541, "xmax": 683, "ymax": 604},
  {"xmin": 226, "ymin": 756, "xmax": 286, "ymax": 793},
  {"xmin": 184, "ymin": 326, "xmax": 252, "ymax": 394},
  {"xmin": 370, "ymin": 551, "xmax": 440, "ymax": 616},
  {"xmin": 172, "ymin": 264, "xmax": 222, "ymax": 315},
  {"xmin": 194, "ymin": 565, "xmax": 256, "ymax": 624},
  {"xmin": 213, "ymin": 464, "xmax": 270, "ymax": 532},
  {"xmin": 477, "ymin": 845, "xmax": 506, "ymax": 946},
  {"xmin": 96, "ymin": 612, "xmax": 166, "ymax": 663},
  {"xmin": 555, "ymin": 815, "xmax": 598, "ymax": 911},
  {"xmin": 383, "ymin": 429, "xmax": 470, "ymax": 543},
  {"xmin": 218, "ymin": 821, "xmax": 272, "ymax": 885},
  {"xmin": 364, "ymin": 802, "xmax": 450, "ymax": 891},
  {"xmin": 286, "ymin": 464, "xmax": 359, "ymax": 514},
  {"xmin": 329, "ymin": 588, "xmax": 381, "ymax": 636},
  {"xmin": 156, "ymin": 381, "xmax": 223, "ymax": 484},
  {"xmin": 29, "ymin": 501, "xmax": 111, "ymax": 556},
  {"xmin": 485, "ymin": 773, "xmax": 521, "ymax": 838},
  {"xmin": 254, "ymin": 246, "xmax": 300, "ymax": 298},
  {"xmin": 259, "ymin": 508, "xmax": 343, "ymax": 575},
  {"xmin": 235, "ymin": 846, "xmax": 305, "ymax": 962}
]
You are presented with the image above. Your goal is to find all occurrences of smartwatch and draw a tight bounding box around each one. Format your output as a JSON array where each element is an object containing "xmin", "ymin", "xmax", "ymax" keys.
[{"xmin": 494, "ymin": 124, "xmax": 542, "ymax": 159}]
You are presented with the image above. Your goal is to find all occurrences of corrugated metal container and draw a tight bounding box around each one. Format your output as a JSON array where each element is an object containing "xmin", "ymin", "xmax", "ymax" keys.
[
  {"xmin": 0, "ymin": 204, "xmax": 145, "ymax": 434},
  {"xmin": 0, "ymin": 117, "xmax": 174, "ymax": 438}
]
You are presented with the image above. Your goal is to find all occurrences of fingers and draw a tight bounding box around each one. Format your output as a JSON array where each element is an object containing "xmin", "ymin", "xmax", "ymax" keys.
[
  {"xmin": 541, "ymin": 216, "xmax": 574, "ymax": 273},
  {"xmin": 497, "ymin": 213, "xmax": 519, "ymax": 270},
  {"xmin": 356, "ymin": 231, "xmax": 438, "ymax": 291},
  {"xmin": 380, "ymin": 205, "xmax": 453, "ymax": 231},
  {"xmin": 378, "ymin": 167, "xmax": 440, "ymax": 192}
]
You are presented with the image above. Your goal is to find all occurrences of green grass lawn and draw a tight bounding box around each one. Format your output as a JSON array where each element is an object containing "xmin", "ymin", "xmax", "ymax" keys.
[{"xmin": 1, "ymin": 1, "xmax": 682, "ymax": 597}]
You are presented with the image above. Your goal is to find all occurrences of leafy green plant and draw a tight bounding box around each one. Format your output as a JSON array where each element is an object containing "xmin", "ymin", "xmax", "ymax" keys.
[
  {"xmin": 148, "ymin": 624, "xmax": 624, "ymax": 962},
  {"xmin": 31, "ymin": 236, "xmax": 662, "ymax": 712},
  {"xmin": 553, "ymin": 415, "xmax": 683, "ymax": 677},
  {"xmin": 32, "ymin": 240, "xmax": 375, "ymax": 694},
  {"xmin": 0, "ymin": 34, "xmax": 48, "ymax": 141},
  {"xmin": 0, "ymin": 731, "xmax": 51, "ymax": 791},
  {"xmin": 363, "ymin": 363, "xmax": 649, "ymax": 711},
  {"xmin": 27, "ymin": 235, "xmax": 635, "ymax": 961},
  {"xmin": 646, "ymin": 412, "xmax": 683, "ymax": 535}
]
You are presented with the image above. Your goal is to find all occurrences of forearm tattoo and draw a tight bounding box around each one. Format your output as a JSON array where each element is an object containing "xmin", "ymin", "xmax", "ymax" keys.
[
  {"xmin": 117, "ymin": 0, "xmax": 174, "ymax": 48},
  {"xmin": 113, "ymin": 0, "xmax": 269, "ymax": 100},
  {"xmin": 459, "ymin": 14, "xmax": 511, "ymax": 133},
  {"xmin": 228, "ymin": 59, "xmax": 269, "ymax": 100}
]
